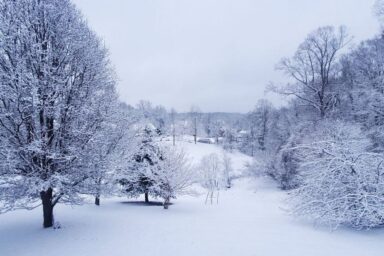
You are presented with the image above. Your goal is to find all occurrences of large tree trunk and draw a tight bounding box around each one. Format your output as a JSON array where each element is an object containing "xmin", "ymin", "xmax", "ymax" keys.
[
  {"xmin": 40, "ymin": 188, "xmax": 54, "ymax": 228},
  {"xmin": 144, "ymin": 192, "xmax": 149, "ymax": 203},
  {"xmin": 95, "ymin": 179, "xmax": 102, "ymax": 206},
  {"xmin": 163, "ymin": 197, "xmax": 170, "ymax": 209},
  {"xmin": 95, "ymin": 195, "xmax": 100, "ymax": 206}
]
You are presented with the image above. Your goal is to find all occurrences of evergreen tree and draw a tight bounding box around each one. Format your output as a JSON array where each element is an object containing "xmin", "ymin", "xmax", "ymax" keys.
[{"xmin": 119, "ymin": 126, "xmax": 163, "ymax": 203}]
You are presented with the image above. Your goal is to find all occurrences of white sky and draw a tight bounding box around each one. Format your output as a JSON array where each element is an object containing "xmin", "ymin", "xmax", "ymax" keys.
[{"xmin": 73, "ymin": 0, "xmax": 380, "ymax": 113}]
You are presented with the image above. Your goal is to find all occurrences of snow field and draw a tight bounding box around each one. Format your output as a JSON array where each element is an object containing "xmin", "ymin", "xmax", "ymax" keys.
[{"xmin": 0, "ymin": 141, "xmax": 383, "ymax": 256}]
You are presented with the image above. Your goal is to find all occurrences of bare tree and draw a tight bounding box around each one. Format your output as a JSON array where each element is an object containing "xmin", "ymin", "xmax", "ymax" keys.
[
  {"xmin": 221, "ymin": 152, "xmax": 233, "ymax": 188},
  {"xmin": 211, "ymin": 120, "xmax": 225, "ymax": 144},
  {"xmin": 248, "ymin": 100, "xmax": 274, "ymax": 153},
  {"xmin": 274, "ymin": 26, "xmax": 350, "ymax": 119},
  {"xmin": 340, "ymin": 36, "xmax": 384, "ymax": 151},
  {"xmin": 374, "ymin": 0, "xmax": 384, "ymax": 30},
  {"xmin": 170, "ymin": 108, "xmax": 177, "ymax": 146},
  {"xmin": 203, "ymin": 113, "xmax": 213, "ymax": 137},
  {"xmin": 189, "ymin": 106, "xmax": 201, "ymax": 144},
  {"xmin": 199, "ymin": 154, "xmax": 223, "ymax": 204}
]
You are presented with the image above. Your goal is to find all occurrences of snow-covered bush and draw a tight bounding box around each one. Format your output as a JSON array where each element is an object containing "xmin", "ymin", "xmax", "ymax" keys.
[
  {"xmin": 199, "ymin": 153, "xmax": 231, "ymax": 204},
  {"xmin": 289, "ymin": 121, "xmax": 384, "ymax": 229},
  {"xmin": 248, "ymin": 130, "xmax": 303, "ymax": 190},
  {"xmin": 269, "ymin": 133, "xmax": 302, "ymax": 190},
  {"xmin": 247, "ymin": 150, "xmax": 274, "ymax": 177}
]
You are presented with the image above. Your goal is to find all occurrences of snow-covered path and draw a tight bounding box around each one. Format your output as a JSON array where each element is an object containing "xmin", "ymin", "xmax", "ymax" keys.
[{"xmin": 0, "ymin": 142, "xmax": 383, "ymax": 256}]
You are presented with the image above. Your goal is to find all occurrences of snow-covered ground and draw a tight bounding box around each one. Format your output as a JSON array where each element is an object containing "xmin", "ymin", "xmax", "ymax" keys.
[{"xmin": 1, "ymin": 140, "xmax": 384, "ymax": 256}]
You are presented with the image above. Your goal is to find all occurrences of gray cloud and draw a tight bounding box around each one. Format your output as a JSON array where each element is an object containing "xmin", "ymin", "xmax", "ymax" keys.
[{"xmin": 73, "ymin": 0, "xmax": 379, "ymax": 112}]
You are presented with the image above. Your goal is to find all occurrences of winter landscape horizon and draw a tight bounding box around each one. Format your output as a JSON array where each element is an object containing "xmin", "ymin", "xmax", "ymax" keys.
[{"xmin": 1, "ymin": 1, "xmax": 384, "ymax": 256}]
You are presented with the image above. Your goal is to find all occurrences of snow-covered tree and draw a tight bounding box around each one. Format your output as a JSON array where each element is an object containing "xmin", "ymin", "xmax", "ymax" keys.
[
  {"xmin": 202, "ymin": 113, "xmax": 213, "ymax": 137},
  {"xmin": 156, "ymin": 146, "xmax": 195, "ymax": 209},
  {"xmin": 118, "ymin": 125, "xmax": 163, "ymax": 203},
  {"xmin": 199, "ymin": 153, "xmax": 224, "ymax": 204},
  {"xmin": 222, "ymin": 127, "xmax": 237, "ymax": 152},
  {"xmin": 274, "ymin": 26, "xmax": 350, "ymax": 119},
  {"xmin": 189, "ymin": 106, "xmax": 201, "ymax": 144},
  {"xmin": 136, "ymin": 100, "xmax": 169, "ymax": 136},
  {"xmin": 221, "ymin": 152, "xmax": 233, "ymax": 188},
  {"xmin": 375, "ymin": 0, "xmax": 384, "ymax": 30},
  {"xmin": 211, "ymin": 120, "xmax": 225, "ymax": 144},
  {"xmin": 0, "ymin": 0, "xmax": 117, "ymax": 227},
  {"xmin": 289, "ymin": 121, "xmax": 384, "ymax": 229},
  {"xmin": 170, "ymin": 108, "xmax": 177, "ymax": 146},
  {"xmin": 269, "ymin": 130, "xmax": 304, "ymax": 190},
  {"xmin": 244, "ymin": 100, "xmax": 274, "ymax": 155},
  {"xmin": 82, "ymin": 103, "xmax": 138, "ymax": 206},
  {"xmin": 340, "ymin": 36, "xmax": 384, "ymax": 151}
]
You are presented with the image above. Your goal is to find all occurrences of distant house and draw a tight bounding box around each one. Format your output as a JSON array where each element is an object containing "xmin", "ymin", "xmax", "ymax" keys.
[
  {"xmin": 197, "ymin": 138, "xmax": 215, "ymax": 144},
  {"xmin": 236, "ymin": 130, "xmax": 248, "ymax": 143}
]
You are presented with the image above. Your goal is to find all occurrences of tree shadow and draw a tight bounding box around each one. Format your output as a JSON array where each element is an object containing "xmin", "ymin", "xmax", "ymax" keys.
[{"xmin": 120, "ymin": 201, "xmax": 173, "ymax": 207}]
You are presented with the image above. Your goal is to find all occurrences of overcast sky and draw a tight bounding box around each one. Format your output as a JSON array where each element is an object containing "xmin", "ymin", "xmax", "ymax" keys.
[{"xmin": 73, "ymin": 0, "xmax": 379, "ymax": 113}]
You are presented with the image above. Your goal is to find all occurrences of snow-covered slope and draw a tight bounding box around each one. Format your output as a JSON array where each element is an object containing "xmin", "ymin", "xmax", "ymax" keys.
[
  {"xmin": 169, "ymin": 138, "xmax": 253, "ymax": 176},
  {"xmin": 0, "ymin": 141, "xmax": 383, "ymax": 256}
]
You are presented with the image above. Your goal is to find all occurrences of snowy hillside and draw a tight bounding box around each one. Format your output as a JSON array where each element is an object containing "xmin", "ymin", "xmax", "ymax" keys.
[
  {"xmin": 1, "ymin": 141, "xmax": 383, "ymax": 256},
  {"xmin": 1, "ymin": 1, "xmax": 384, "ymax": 255}
]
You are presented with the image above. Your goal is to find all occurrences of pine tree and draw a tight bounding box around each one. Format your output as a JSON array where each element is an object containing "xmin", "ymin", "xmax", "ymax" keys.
[{"xmin": 119, "ymin": 126, "xmax": 163, "ymax": 203}]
